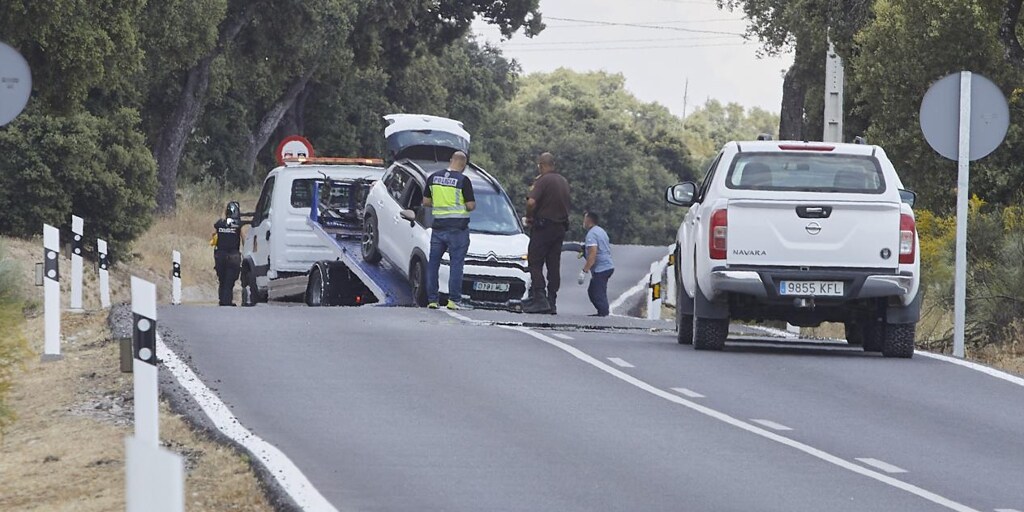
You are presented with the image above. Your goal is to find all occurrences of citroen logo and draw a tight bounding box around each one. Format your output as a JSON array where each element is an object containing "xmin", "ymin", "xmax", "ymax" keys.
[
  {"xmin": 805, "ymin": 222, "xmax": 822, "ymax": 235},
  {"xmin": 486, "ymin": 251, "xmax": 498, "ymax": 262}
]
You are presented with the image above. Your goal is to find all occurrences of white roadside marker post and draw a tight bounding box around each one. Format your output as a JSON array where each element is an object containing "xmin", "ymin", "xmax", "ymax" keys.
[
  {"xmin": 97, "ymin": 238, "xmax": 111, "ymax": 309},
  {"xmin": 171, "ymin": 251, "xmax": 182, "ymax": 305},
  {"xmin": 69, "ymin": 215, "xmax": 84, "ymax": 312},
  {"xmin": 42, "ymin": 224, "xmax": 62, "ymax": 362},
  {"xmin": 665, "ymin": 252, "xmax": 677, "ymax": 307},
  {"xmin": 647, "ymin": 260, "xmax": 664, "ymax": 320},
  {"xmin": 126, "ymin": 277, "xmax": 184, "ymax": 512}
]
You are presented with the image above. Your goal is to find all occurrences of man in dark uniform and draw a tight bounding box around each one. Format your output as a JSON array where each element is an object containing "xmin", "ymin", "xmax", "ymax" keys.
[
  {"xmin": 523, "ymin": 152, "xmax": 571, "ymax": 314},
  {"xmin": 212, "ymin": 201, "xmax": 243, "ymax": 306}
]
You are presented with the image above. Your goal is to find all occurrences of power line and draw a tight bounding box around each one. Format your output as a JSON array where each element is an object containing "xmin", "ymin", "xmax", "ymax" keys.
[
  {"xmin": 506, "ymin": 41, "xmax": 753, "ymax": 53},
  {"xmin": 498, "ymin": 35, "xmax": 743, "ymax": 47},
  {"xmin": 544, "ymin": 16, "xmax": 746, "ymax": 36},
  {"xmin": 542, "ymin": 18, "xmax": 747, "ymax": 28}
]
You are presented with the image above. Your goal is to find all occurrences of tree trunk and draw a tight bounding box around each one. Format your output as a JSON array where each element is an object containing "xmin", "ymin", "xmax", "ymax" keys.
[
  {"xmin": 279, "ymin": 85, "xmax": 312, "ymax": 136},
  {"xmin": 779, "ymin": 34, "xmax": 815, "ymax": 141},
  {"xmin": 1000, "ymin": 0, "xmax": 1024, "ymax": 67},
  {"xmin": 153, "ymin": 5, "xmax": 257, "ymax": 213},
  {"xmin": 241, "ymin": 64, "xmax": 321, "ymax": 177}
]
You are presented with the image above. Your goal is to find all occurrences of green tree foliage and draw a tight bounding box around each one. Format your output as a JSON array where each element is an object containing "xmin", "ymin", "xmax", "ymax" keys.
[
  {"xmin": 0, "ymin": 108, "xmax": 157, "ymax": 259},
  {"xmin": 683, "ymin": 99, "xmax": 779, "ymax": 168},
  {"xmin": 477, "ymin": 69, "xmax": 696, "ymax": 244}
]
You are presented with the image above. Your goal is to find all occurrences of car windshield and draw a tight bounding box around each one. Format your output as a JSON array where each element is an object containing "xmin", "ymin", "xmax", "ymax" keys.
[
  {"xmin": 469, "ymin": 187, "xmax": 522, "ymax": 235},
  {"xmin": 726, "ymin": 153, "xmax": 885, "ymax": 193}
]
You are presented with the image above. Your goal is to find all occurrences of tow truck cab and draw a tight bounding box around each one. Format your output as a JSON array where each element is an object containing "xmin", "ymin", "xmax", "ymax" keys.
[{"xmin": 241, "ymin": 160, "xmax": 385, "ymax": 304}]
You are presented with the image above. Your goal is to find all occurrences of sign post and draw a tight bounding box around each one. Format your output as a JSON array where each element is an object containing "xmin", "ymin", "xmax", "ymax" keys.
[
  {"xmin": 42, "ymin": 224, "xmax": 61, "ymax": 361},
  {"xmin": 171, "ymin": 251, "xmax": 182, "ymax": 305},
  {"xmin": 69, "ymin": 215, "xmax": 84, "ymax": 312},
  {"xmin": 920, "ymin": 71, "xmax": 1009, "ymax": 358},
  {"xmin": 97, "ymin": 238, "xmax": 111, "ymax": 309}
]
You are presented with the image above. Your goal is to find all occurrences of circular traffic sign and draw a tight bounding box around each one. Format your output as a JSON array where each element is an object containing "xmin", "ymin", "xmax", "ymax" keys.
[
  {"xmin": 920, "ymin": 72, "xmax": 1009, "ymax": 161},
  {"xmin": 275, "ymin": 135, "xmax": 315, "ymax": 165},
  {"xmin": 0, "ymin": 42, "xmax": 31, "ymax": 126}
]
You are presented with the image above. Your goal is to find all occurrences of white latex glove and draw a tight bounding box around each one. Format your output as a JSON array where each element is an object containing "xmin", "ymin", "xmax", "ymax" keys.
[{"xmin": 578, "ymin": 270, "xmax": 586, "ymax": 285}]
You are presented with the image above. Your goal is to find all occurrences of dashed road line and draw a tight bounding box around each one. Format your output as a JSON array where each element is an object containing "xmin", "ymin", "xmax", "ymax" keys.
[
  {"xmin": 553, "ymin": 333, "xmax": 574, "ymax": 340},
  {"xmin": 751, "ymin": 419, "xmax": 793, "ymax": 431},
  {"xmin": 607, "ymin": 357, "xmax": 634, "ymax": 368},
  {"xmin": 855, "ymin": 458, "xmax": 908, "ymax": 474},
  {"xmin": 670, "ymin": 387, "xmax": 705, "ymax": 398},
  {"xmin": 500, "ymin": 325, "xmax": 980, "ymax": 512}
]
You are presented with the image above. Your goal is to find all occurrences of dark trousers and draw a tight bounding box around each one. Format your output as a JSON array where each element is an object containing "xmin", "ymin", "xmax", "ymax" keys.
[
  {"xmin": 214, "ymin": 251, "xmax": 241, "ymax": 305},
  {"xmin": 588, "ymin": 268, "xmax": 615, "ymax": 316},
  {"xmin": 528, "ymin": 223, "xmax": 566, "ymax": 303}
]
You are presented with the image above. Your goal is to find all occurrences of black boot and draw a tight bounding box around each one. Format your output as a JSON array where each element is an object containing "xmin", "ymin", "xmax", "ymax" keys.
[
  {"xmin": 522, "ymin": 290, "xmax": 551, "ymax": 314},
  {"xmin": 547, "ymin": 291, "xmax": 557, "ymax": 315}
]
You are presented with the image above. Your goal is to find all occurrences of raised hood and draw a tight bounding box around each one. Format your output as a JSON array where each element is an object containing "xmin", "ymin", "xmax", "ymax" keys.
[{"xmin": 384, "ymin": 114, "xmax": 470, "ymax": 162}]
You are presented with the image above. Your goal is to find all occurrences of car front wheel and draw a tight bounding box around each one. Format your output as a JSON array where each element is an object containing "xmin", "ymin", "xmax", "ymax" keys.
[{"xmin": 362, "ymin": 214, "xmax": 382, "ymax": 264}]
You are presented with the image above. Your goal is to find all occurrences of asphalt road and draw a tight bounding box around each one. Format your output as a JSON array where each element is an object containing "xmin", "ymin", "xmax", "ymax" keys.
[
  {"xmin": 159, "ymin": 304, "xmax": 1024, "ymax": 512},
  {"xmin": 553, "ymin": 243, "xmax": 671, "ymax": 316}
]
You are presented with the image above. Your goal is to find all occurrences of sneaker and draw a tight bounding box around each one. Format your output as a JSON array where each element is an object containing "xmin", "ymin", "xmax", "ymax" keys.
[
  {"xmin": 446, "ymin": 300, "xmax": 472, "ymax": 310},
  {"xmin": 427, "ymin": 302, "xmax": 439, "ymax": 309}
]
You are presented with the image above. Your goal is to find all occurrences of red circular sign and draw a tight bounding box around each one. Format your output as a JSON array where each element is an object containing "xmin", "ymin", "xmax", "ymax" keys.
[{"xmin": 275, "ymin": 135, "xmax": 315, "ymax": 165}]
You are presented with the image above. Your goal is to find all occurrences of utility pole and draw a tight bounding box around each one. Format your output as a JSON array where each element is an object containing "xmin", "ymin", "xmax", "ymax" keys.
[
  {"xmin": 822, "ymin": 39, "xmax": 844, "ymax": 143},
  {"xmin": 681, "ymin": 78, "xmax": 690, "ymax": 128}
]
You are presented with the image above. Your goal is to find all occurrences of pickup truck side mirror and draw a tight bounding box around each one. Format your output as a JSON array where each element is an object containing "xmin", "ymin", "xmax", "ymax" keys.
[
  {"xmin": 665, "ymin": 182, "xmax": 698, "ymax": 207},
  {"xmin": 899, "ymin": 189, "xmax": 917, "ymax": 208}
]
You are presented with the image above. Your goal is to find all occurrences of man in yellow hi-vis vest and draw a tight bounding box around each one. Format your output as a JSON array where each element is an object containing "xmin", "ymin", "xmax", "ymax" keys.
[{"xmin": 422, "ymin": 151, "xmax": 476, "ymax": 310}]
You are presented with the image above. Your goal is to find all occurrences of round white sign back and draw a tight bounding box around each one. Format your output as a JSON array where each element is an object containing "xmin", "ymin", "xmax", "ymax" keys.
[{"xmin": 0, "ymin": 42, "xmax": 31, "ymax": 126}]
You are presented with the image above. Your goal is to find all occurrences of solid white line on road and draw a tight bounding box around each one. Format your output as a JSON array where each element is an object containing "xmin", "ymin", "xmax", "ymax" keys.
[
  {"xmin": 855, "ymin": 458, "xmax": 908, "ymax": 474},
  {"xmin": 156, "ymin": 333, "xmax": 337, "ymax": 512},
  {"xmin": 499, "ymin": 325, "xmax": 980, "ymax": 512},
  {"xmin": 553, "ymin": 333, "xmax": 574, "ymax": 340},
  {"xmin": 607, "ymin": 357, "xmax": 634, "ymax": 368},
  {"xmin": 918, "ymin": 351, "xmax": 1024, "ymax": 388},
  {"xmin": 751, "ymin": 419, "xmax": 793, "ymax": 431},
  {"xmin": 608, "ymin": 245, "xmax": 673, "ymax": 315},
  {"xmin": 994, "ymin": 508, "xmax": 1022, "ymax": 512},
  {"xmin": 670, "ymin": 387, "xmax": 705, "ymax": 398}
]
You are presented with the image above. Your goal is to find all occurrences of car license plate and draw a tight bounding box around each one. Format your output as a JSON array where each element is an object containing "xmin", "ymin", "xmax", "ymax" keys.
[
  {"xmin": 473, "ymin": 281, "xmax": 510, "ymax": 293},
  {"xmin": 779, "ymin": 281, "xmax": 844, "ymax": 296}
]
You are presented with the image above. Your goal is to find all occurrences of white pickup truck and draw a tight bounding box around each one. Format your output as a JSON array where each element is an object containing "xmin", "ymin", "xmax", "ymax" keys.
[{"xmin": 666, "ymin": 140, "xmax": 921, "ymax": 358}]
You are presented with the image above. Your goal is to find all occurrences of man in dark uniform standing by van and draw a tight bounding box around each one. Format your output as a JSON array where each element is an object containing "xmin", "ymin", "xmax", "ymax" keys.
[
  {"xmin": 523, "ymin": 152, "xmax": 571, "ymax": 314},
  {"xmin": 212, "ymin": 201, "xmax": 243, "ymax": 306}
]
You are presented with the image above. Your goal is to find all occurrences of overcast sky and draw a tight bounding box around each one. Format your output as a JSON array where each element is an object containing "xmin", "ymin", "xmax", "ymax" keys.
[{"xmin": 471, "ymin": 0, "xmax": 794, "ymax": 117}]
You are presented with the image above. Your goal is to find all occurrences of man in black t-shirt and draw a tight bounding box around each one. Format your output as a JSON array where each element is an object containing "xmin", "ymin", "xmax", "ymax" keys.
[{"xmin": 212, "ymin": 201, "xmax": 243, "ymax": 306}]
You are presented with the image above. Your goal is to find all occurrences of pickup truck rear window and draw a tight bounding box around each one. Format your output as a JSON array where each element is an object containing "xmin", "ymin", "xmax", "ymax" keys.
[{"xmin": 725, "ymin": 153, "xmax": 885, "ymax": 194}]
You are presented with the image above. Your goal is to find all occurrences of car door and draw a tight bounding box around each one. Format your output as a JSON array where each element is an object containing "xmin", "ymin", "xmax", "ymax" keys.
[
  {"xmin": 248, "ymin": 175, "xmax": 276, "ymax": 289},
  {"xmin": 392, "ymin": 171, "xmax": 427, "ymax": 273},
  {"xmin": 376, "ymin": 167, "xmax": 413, "ymax": 267},
  {"xmin": 682, "ymin": 152, "xmax": 722, "ymax": 297}
]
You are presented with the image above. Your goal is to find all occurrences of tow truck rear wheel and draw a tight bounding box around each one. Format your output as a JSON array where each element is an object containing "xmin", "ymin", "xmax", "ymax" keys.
[
  {"xmin": 305, "ymin": 265, "xmax": 327, "ymax": 307},
  {"xmin": 362, "ymin": 214, "xmax": 382, "ymax": 264},
  {"xmin": 410, "ymin": 259, "xmax": 428, "ymax": 307}
]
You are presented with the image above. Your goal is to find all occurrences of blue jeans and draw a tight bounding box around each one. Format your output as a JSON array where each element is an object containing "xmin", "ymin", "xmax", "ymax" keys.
[
  {"xmin": 588, "ymin": 268, "xmax": 614, "ymax": 316},
  {"xmin": 427, "ymin": 228, "xmax": 470, "ymax": 304}
]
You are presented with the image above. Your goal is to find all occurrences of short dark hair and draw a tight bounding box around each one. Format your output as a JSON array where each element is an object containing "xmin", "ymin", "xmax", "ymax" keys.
[{"xmin": 585, "ymin": 211, "xmax": 599, "ymax": 224}]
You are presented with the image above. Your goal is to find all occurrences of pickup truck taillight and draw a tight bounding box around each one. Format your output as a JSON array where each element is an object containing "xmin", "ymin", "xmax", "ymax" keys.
[
  {"xmin": 709, "ymin": 209, "xmax": 728, "ymax": 260},
  {"xmin": 899, "ymin": 213, "xmax": 916, "ymax": 264}
]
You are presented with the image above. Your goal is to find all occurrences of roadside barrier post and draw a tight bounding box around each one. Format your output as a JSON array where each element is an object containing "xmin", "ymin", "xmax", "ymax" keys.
[
  {"xmin": 647, "ymin": 260, "xmax": 663, "ymax": 321},
  {"xmin": 665, "ymin": 252, "xmax": 677, "ymax": 307},
  {"xmin": 69, "ymin": 215, "xmax": 84, "ymax": 312},
  {"xmin": 97, "ymin": 238, "xmax": 111, "ymax": 309},
  {"xmin": 42, "ymin": 224, "xmax": 62, "ymax": 361},
  {"xmin": 126, "ymin": 276, "xmax": 184, "ymax": 512},
  {"xmin": 171, "ymin": 251, "xmax": 181, "ymax": 305}
]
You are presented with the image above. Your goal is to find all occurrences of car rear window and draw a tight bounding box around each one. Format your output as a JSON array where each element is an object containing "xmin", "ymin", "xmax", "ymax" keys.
[{"xmin": 725, "ymin": 153, "xmax": 885, "ymax": 193}]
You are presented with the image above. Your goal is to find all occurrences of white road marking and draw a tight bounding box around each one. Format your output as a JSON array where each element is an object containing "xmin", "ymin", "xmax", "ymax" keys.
[
  {"xmin": 499, "ymin": 325, "xmax": 980, "ymax": 512},
  {"xmin": 855, "ymin": 458, "xmax": 908, "ymax": 474},
  {"xmin": 994, "ymin": 508, "xmax": 1022, "ymax": 512},
  {"xmin": 607, "ymin": 357, "xmax": 634, "ymax": 368},
  {"xmin": 670, "ymin": 387, "xmax": 705, "ymax": 398},
  {"xmin": 918, "ymin": 351, "xmax": 1024, "ymax": 388},
  {"xmin": 728, "ymin": 341, "xmax": 855, "ymax": 352},
  {"xmin": 744, "ymin": 324, "xmax": 801, "ymax": 339},
  {"xmin": 156, "ymin": 333, "xmax": 337, "ymax": 512},
  {"xmin": 608, "ymin": 246, "xmax": 673, "ymax": 315},
  {"xmin": 553, "ymin": 333, "xmax": 574, "ymax": 340},
  {"xmin": 751, "ymin": 419, "xmax": 793, "ymax": 431}
]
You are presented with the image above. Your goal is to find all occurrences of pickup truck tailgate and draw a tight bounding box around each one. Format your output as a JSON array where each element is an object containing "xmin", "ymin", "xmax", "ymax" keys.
[{"xmin": 726, "ymin": 199, "xmax": 901, "ymax": 269}]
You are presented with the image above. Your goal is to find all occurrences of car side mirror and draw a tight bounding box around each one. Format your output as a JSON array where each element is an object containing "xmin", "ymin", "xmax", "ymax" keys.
[
  {"xmin": 899, "ymin": 189, "xmax": 917, "ymax": 208},
  {"xmin": 665, "ymin": 182, "xmax": 698, "ymax": 207}
]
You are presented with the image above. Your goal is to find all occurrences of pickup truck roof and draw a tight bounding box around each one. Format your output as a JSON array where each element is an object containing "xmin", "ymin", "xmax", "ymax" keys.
[{"xmin": 732, "ymin": 140, "xmax": 878, "ymax": 156}]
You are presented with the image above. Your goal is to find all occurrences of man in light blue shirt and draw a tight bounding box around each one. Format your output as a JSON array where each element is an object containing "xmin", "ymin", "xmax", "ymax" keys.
[{"xmin": 581, "ymin": 211, "xmax": 615, "ymax": 316}]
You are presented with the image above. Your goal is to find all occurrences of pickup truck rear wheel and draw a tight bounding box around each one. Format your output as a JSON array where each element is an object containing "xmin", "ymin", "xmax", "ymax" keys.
[
  {"xmin": 693, "ymin": 316, "xmax": 728, "ymax": 350},
  {"xmin": 362, "ymin": 214, "xmax": 382, "ymax": 264},
  {"xmin": 861, "ymin": 320, "xmax": 884, "ymax": 352},
  {"xmin": 882, "ymin": 323, "xmax": 915, "ymax": 358},
  {"xmin": 676, "ymin": 286, "xmax": 693, "ymax": 345}
]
